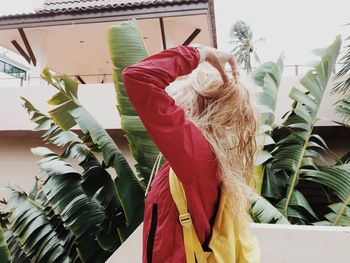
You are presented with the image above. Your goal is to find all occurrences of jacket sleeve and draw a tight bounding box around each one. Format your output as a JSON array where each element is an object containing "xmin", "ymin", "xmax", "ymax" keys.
[{"xmin": 122, "ymin": 46, "xmax": 213, "ymax": 184}]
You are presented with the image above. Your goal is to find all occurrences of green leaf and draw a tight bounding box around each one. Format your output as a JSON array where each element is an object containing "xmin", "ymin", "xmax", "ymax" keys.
[
  {"xmin": 289, "ymin": 88, "xmax": 317, "ymax": 113},
  {"xmin": 252, "ymin": 56, "xmax": 284, "ymax": 194},
  {"xmin": 3, "ymin": 229, "xmax": 30, "ymax": 263},
  {"xmin": 289, "ymin": 190, "xmax": 318, "ymax": 220},
  {"xmin": 262, "ymin": 165, "xmax": 288, "ymax": 200},
  {"xmin": 250, "ymin": 193, "xmax": 290, "ymax": 224},
  {"xmin": 255, "ymin": 150, "xmax": 273, "ymax": 165},
  {"xmin": 107, "ymin": 19, "xmax": 161, "ymax": 183},
  {"xmin": 69, "ymin": 107, "xmax": 145, "ymax": 226},
  {"xmin": 48, "ymin": 100, "xmax": 78, "ymax": 131},
  {"xmin": 0, "ymin": 227, "xmax": 11, "ymax": 263},
  {"xmin": 63, "ymin": 75, "xmax": 79, "ymax": 99},
  {"xmin": 335, "ymin": 92, "xmax": 350, "ymax": 124},
  {"xmin": 38, "ymin": 158, "xmax": 111, "ymax": 261},
  {"xmin": 300, "ymin": 70, "xmax": 322, "ymax": 101},
  {"xmin": 47, "ymin": 92, "xmax": 70, "ymax": 106},
  {"xmin": 252, "ymin": 55, "xmax": 284, "ymax": 126},
  {"xmin": 3, "ymin": 192, "xmax": 70, "ymax": 262},
  {"xmin": 327, "ymin": 202, "xmax": 350, "ymax": 226},
  {"xmin": 302, "ymin": 165, "xmax": 350, "ymax": 204},
  {"xmin": 81, "ymin": 166, "xmax": 123, "ymax": 251}
]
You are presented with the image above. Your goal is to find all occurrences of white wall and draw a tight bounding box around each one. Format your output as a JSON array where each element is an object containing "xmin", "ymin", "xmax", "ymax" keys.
[
  {"xmin": 107, "ymin": 223, "xmax": 350, "ymax": 263},
  {"xmin": 0, "ymin": 133, "xmax": 134, "ymax": 202},
  {"xmin": 0, "ymin": 75, "xmax": 344, "ymax": 131},
  {"xmin": 275, "ymin": 76, "xmax": 342, "ymax": 126},
  {"xmin": 0, "ymin": 83, "xmax": 120, "ymax": 130}
]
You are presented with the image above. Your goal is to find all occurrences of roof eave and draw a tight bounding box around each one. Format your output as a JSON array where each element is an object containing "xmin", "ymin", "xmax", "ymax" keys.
[{"xmin": 0, "ymin": 3, "xmax": 209, "ymax": 30}]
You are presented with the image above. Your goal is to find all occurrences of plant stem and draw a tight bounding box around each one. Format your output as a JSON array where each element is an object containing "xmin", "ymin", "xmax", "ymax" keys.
[
  {"xmin": 283, "ymin": 134, "xmax": 310, "ymax": 212},
  {"xmin": 333, "ymin": 195, "xmax": 350, "ymax": 226}
]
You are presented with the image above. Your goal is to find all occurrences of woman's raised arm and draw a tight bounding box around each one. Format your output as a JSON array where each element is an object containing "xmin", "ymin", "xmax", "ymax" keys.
[{"xmin": 122, "ymin": 46, "xmax": 211, "ymax": 184}]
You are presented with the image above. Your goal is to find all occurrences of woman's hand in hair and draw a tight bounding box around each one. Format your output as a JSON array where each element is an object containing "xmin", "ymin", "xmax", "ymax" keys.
[{"xmin": 202, "ymin": 47, "xmax": 239, "ymax": 85}]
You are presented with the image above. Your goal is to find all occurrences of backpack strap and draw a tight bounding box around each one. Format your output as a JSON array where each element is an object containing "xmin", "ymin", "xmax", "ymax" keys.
[{"xmin": 169, "ymin": 168, "xmax": 206, "ymax": 263}]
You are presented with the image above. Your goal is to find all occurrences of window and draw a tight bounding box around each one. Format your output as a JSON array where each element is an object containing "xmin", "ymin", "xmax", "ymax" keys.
[{"xmin": 0, "ymin": 60, "xmax": 27, "ymax": 79}]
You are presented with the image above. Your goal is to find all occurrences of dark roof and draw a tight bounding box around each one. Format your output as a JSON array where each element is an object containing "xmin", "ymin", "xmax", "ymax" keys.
[
  {"xmin": 1, "ymin": 0, "xmax": 207, "ymax": 18},
  {"xmin": 0, "ymin": 0, "xmax": 213, "ymax": 35}
]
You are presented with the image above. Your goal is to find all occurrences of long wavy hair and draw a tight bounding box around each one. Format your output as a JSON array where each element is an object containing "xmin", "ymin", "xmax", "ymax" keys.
[{"xmin": 173, "ymin": 63, "xmax": 259, "ymax": 232}]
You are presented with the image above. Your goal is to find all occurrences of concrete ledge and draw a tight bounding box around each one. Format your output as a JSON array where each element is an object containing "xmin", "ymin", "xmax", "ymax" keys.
[
  {"xmin": 252, "ymin": 223, "xmax": 350, "ymax": 263},
  {"xmin": 107, "ymin": 223, "xmax": 350, "ymax": 263}
]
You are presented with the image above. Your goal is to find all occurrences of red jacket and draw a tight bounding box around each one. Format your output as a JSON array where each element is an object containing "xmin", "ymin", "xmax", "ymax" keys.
[{"xmin": 123, "ymin": 46, "xmax": 220, "ymax": 263}]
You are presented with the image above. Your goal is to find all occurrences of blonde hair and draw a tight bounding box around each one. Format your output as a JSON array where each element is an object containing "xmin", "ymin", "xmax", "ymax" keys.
[{"xmin": 174, "ymin": 63, "xmax": 258, "ymax": 232}]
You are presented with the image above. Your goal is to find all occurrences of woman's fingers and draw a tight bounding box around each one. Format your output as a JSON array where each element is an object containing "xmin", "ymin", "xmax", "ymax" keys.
[
  {"xmin": 228, "ymin": 56, "xmax": 239, "ymax": 81},
  {"xmin": 212, "ymin": 51, "xmax": 239, "ymax": 84},
  {"xmin": 205, "ymin": 49, "xmax": 229, "ymax": 85},
  {"xmin": 203, "ymin": 47, "xmax": 241, "ymax": 86},
  {"xmin": 214, "ymin": 58, "xmax": 229, "ymax": 85}
]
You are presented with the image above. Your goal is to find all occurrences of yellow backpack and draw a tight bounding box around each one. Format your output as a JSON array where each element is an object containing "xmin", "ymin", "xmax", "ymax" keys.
[{"xmin": 169, "ymin": 168, "xmax": 260, "ymax": 263}]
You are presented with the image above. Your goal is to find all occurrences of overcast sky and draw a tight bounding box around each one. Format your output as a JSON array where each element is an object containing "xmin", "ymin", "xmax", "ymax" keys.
[
  {"xmin": 1, "ymin": 0, "xmax": 349, "ymax": 66},
  {"xmin": 214, "ymin": 0, "xmax": 350, "ymax": 65}
]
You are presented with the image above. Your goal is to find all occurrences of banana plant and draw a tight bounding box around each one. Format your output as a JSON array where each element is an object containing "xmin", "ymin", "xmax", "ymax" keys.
[
  {"xmin": 264, "ymin": 36, "xmax": 343, "ymax": 223},
  {"xmin": 107, "ymin": 19, "xmax": 162, "ymax": 184},
  {"xmin": 21, "ymin": 97, "xmax": 125, "ymax": 248},
  {"xmin": 0, "ymin": 63, "xmax": 146, "ymax": 262},
  {"xmin": 39, "ymin": 68, "xmax": 145, "ymax": 237},
  {"xmin": 34, "ymin": 150, "xmax": 113, "ymax": 262},
  {"xmin": 1, "ymin": 145, "xmax": 120, "ymax": 262}
]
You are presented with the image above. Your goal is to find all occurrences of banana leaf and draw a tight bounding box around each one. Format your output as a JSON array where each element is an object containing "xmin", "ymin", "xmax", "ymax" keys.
[
  {"xmin": 34, "ymin": 151, "xmax": 111, "ymax": 262},
  {"xmin": 32, "ymin": 185, "xmax": 78, "ymax": 261},
  {"xmin": 332, "ymin": 32, "xmax": 350, "ymax": 124},
  {"xmin": 69, "ymin": 107, "xmax": 145, "ymax": 231},
  {"xmin": 303, "ymin": 164, "xmax": 350, "ymax": 225},
  {"xmin": 0, "ymin": 226, "xmax": 11, "ymax": 263},
  {"xmin": 21, "ymin": 97, "xmax": 94, "ymax": 162},
  {"xmin": 3, "ymin": 192, "xmax": 70, "ymax": 262},
  {"xmin": 333, "ymin": 42, "xmax": 350, "ymax": 92},
  {"xmin": 40, "ymin": 68, "xmax": 145, "ymax": 229},
  {"xmin": 252, "ymin": 55, "xmax": 284, "ymax": 127},
  {"xmin": 314, "ymin": 202, "xmax": 350, "ymax": 226},
  {"xmin": 3, "ymin": 229, "xmax": 29, "ymax": 263},
  {"xmin": 81, "ymin": 166, "xmax": 123, "ymax": 250},
  {"xmin": 335, "ymin": 92, "xmax": 350, "ymax": 124},
  {"xmin": 251, "ymin": 55, "xmax": 284, "ymax": 194},
  {"xmin": 23, "ymin": 96, "xmax": 125, "ymax": 250},
  {"xmin": 107, "ymin": 19, "xmax": 162, "ymax": 183},
  {"xmin": 250, "ymin": 193, "xmax": 290, "ymax": 224}
]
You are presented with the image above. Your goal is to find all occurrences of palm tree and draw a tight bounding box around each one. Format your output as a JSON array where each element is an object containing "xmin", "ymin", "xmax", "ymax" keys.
[{"xmin": 229, "ymin": 20, "xmax": 264, "ymax": 72}]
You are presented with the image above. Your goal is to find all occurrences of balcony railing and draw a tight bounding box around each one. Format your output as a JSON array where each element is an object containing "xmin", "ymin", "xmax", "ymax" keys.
[
  {"xmin": 0, "ymin": 73, "xmax": 114, "ymax": 87},
  {"xmin": 0, "ymin": 62, "xmax": 345, "ymax": 88}
]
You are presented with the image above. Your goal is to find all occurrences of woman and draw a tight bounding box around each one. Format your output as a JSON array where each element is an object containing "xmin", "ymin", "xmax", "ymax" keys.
[{"xmin": 122, "ymin": 45, "xmax": 258, "ymax": 263}]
